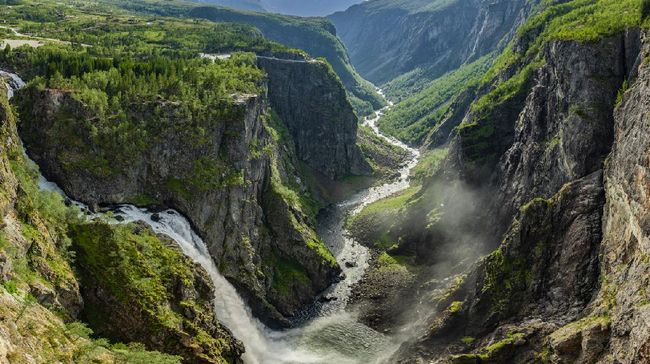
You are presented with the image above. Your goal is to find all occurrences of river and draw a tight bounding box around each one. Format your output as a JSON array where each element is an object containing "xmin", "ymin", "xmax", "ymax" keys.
[{"xmin": 2, "ymin": 71, "xmax": 419, "ymax": 363}]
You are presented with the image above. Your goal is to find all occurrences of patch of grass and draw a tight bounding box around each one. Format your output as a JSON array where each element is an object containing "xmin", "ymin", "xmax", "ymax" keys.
[
  {"xmin": 616, "ymin": 79, "xmax": 629, "ymax": 107},
  {"xmin": 3, "ymin": 280, "xmax": 18, "ymax": 294},
  {"xmin": 461, "ymin": 336, "xmax": 476, "ymax": 345},
  {"xmin": 448, "ymin": 300, "xmax": 464, "ymax": 313},
  {"xmin": 411, "ymin": 148, "xmax": 449, "ymax": 182},
  {"xmin": 267, "ymin": 251, "xmax": 311, "ymax": 295}
]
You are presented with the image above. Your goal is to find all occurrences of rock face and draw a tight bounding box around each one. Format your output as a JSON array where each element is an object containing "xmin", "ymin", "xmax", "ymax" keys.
[
  {"xmin": 329, "ymin": 0, "xmax": 536, "ymax": 85},
  {"xmin": 490, "ymin": 37, "xmax": 634, "ymax": 236},
  {"xmin": 257, "ymin": 56, "xmax": 371, "ymax": 179},
  {"xmin": 0, "ymin": 80, "xmax": 215, "ymax": 362},
  {"xmin": 16, "ymin": 80, "xmax": 341, "ymax": 327},
  {"xmin": 385, "ymin": 24, "xmax": 644, "ymax": 364},
  {"xmin": 595, "ymin": 30, "xmax": 650, "ymax": 363}
]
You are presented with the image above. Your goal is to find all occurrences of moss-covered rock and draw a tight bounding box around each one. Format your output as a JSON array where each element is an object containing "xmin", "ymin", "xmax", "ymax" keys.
[{"xmin": 71, "ymin": 222, "xmax": 244, "ymax": 364}]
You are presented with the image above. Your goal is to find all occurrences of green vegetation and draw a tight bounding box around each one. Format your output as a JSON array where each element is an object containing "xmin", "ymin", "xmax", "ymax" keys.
[
  {"xmin": 265, "ymin": 110, "xmax": 323, "ymax": 222},
  {"xmin": 616, "ymin": 79, "xmax": 629, "ymax": 106},
  {"xmin": 461, "ymin": 336, "xmax": 476, "ymax": 345},
  {"xmin": 376, "ymin": 252, "xmax": 412, "ymax": 272},
  {"xmin": 65, "ymin": 322, "xmax": 182, "ymax": 364},
  {"xmin": 71, "ymin": 222, "xmax": 237, "ymax": 362},
  {"xmin": 346, "ymin": 186, "xmax": 419, "ymax": 250},
  {"xmin": 1, "ymin": 0, "xmax": 274, "ymax": 184},
  {"xmin": 549, "ymin": 315, "xmax": 611, "ymax": 344},
  {"xmin": 480, "ymin": 245, "xmax": 533, "ymax": 317},
  {"xmin": 71, "ymin": 223, "xmax": 194, "ymax": 323},
  {"xmin": 451, "ymin": 332, "xmax": 527, "ymax": 363},
  {"xmin": 356, "ymin": 125, "xmax": 412, "ymax": 179},
  {"xmin": 379, "ymin": 55, "xmax": 493, "ymax": 145},
  {"xmin": 267, "ymin": 251, "xmax": 310, "ymax": 295},
  {"xmin": 448, "ymin": 300, "xmax": 463, "ymax": 313},
  {"xmin": 411, "ymin": 148, "xmax": 448, "ymax": 182}
]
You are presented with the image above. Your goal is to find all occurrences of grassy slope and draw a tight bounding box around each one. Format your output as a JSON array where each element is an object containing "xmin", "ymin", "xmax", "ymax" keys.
[{"xmin": 378, "ymin": 55, "xmax": 493, "ymax": 146}]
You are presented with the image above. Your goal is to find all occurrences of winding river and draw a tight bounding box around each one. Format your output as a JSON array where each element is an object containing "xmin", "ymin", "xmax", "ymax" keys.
[{"xmin": 3, "ymin": 70, "xmax": 420, "ymax": 363}]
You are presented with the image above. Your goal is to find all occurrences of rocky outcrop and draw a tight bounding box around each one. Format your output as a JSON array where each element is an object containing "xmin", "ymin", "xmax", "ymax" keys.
[
  {"xmin": 491, "ymin": 35, "xmax": 637, "ymax": 237},
  {"xmin": 330, "ymin": 0, "xmax": 536, "ymax": 86},
  {"xmin": 72, "ymin": 222, "xmax": 243, "ymax": 363},
  {"xmin": 16, "ymin": 84, "xmax": 340, "ymax": 327},
  {"xmin": 257, "ymin": 56, "xmax": 370, "ymax": 179}
]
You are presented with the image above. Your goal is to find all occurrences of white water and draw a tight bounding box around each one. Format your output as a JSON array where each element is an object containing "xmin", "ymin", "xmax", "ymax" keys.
[{"xmin": 2, "ymin": 71, "xmax": 420, "ymax": 363}]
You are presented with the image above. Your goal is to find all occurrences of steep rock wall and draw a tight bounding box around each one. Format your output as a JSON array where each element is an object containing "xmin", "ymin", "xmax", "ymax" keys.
[
  {"xmin": 257, "ymin": 56, "xmax": 370, "ymax": 180},
  {"xmin": 593, "ymin": 30, "xmax": 650, "ymax": 363},
  {"xmin": 390, "ymin": 28, "xmax": 644, "ymax": 364}
]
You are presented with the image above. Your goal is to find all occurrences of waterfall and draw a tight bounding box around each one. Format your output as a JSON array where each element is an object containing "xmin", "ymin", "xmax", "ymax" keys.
[{"xmin": 1, "ymin": 70, "xmax": 405, "ymax": 364}]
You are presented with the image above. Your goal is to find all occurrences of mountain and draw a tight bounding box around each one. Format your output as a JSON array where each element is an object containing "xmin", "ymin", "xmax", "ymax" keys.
[
  {"xmin": 4, "ymin": 0, "xmax": 650, "ymax": 362},
  {"xmin": 329, "ymin": 0, "xmax": 533, "ymax": 87},
  {"xmin": 0, "ymin": 0, "xmax": 396, "ymax": 360},
  {"xmin": 344, "ymin": 0, "xmax": 649, "ymax": 362},
  {"xmin": 197, "ymin": 0, "xmax": 266, "ymax": 12},
  {"xmin": 262, "ymin": 0, "xmax": 362, "ymax": 16}
]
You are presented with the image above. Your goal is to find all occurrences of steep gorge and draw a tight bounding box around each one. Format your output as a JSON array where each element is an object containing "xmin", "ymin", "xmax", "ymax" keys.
[
  {"xmin": 15, "ymin": 52, "xmax": 366, "ymax": 327},
  {"xmin": 337, "ymin": 0, "xmax": 650, "ymax": 362}
]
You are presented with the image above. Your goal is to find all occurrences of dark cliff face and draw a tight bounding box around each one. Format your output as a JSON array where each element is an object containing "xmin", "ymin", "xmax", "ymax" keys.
[
  {"xmin": 596, "ymin": 30, "xmax": 650, "ymax": 364},
  {"xmin": 329, "ymin": 0, "xmax": 535, "ymax": 86},
  {"xmin": 257, "ymin": 56, "xmax": 371, "ymax": 180},
  {"xmin": 16, "ymin": 83, "xmax": 342, "ymax": 327}
]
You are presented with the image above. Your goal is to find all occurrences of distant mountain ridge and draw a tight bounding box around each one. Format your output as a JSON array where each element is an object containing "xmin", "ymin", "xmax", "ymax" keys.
[
  {"xmin": 194, "ymin": 0, "xmax": 363, "ymax": 16},
  {"xmin": 196, "ymin": 0, "xmax": 266, "ymax": 12},
  {"xmin": 262, "ymin": 0, "xmax": 362, "ymax": 16}
]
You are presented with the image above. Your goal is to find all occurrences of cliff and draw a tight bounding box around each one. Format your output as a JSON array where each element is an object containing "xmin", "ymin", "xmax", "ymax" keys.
[
  {"xmin": 257, "ymin": 55, "xmax": 370, "ymax": 179},
  {"xmin": 15, "ymin": 64, "xmax": 355, "ymax": 326},
  {"xmin": 380, "ymin": 4, "xmax": 646, "ymax": 363},
  {"xmin": 0, "ymin": 78, "xmax": 239, "ymax": 363}
]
